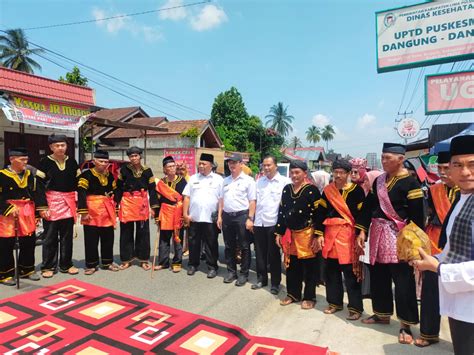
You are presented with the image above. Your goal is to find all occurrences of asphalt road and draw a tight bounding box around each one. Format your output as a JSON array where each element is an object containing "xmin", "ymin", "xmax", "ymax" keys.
[{"xmin": 2, "ymin": 223, "xmax": 454, "ymax": 355}]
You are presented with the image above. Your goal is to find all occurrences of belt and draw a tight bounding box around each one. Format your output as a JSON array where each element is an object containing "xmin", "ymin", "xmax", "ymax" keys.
[{"xmin": 223, "ymin": 210, "xmax": 248, "ymax": 217}]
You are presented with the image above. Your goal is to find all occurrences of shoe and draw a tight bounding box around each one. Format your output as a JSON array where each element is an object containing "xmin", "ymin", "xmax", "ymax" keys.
[
  {"xmin": 270, "ymin": 285, "xmax": 280, "ymax": 295},
  {"xmin": 1, "ymin": 277, "xmax": 16, "ymax": 286},
  {"xmin": 207, "ymin": 269, "xmax": 217, "ymax": 279},
  {"xmin": 361, "ymin": 314, "xmax": 390, "ymax": 325},
  {"xmin": 200, "ymin": 253, "xmax": 206, "ymax": 260},
  {"xmin": 251, "ymin": 281, "xmax": 267, "ymax": 290},
  {"xmin": 223, "ymin": 273, "xmax": 237, "ymax": 283},
  {"xmin": 172, "ymin": 265, "xmax": 182, "ymax": 273},
  {"xmin": 235, "ymin": 275, "xmax": 247, "ymax": 287},
  {"xmin": 21, "ymin": 272, "xmax": 40, "ymax": 281},
  {"xmin": 187, "ymin": 267, "xmax": 196, "ymax": 276}
]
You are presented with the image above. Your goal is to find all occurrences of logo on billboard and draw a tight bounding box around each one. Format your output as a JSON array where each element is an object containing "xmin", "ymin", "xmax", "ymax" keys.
[
  {"xmin": 383, "ymin": 13, "xmax": 396, "ymax": 28},
  {"xmin": 397, "ymin": 118, "xmax": 420, "ymax": 139}
]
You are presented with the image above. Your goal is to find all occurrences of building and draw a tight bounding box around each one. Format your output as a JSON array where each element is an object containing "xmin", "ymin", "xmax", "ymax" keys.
[
  {"xmin": 281, "ymin": 147, "xmax": 327, "ymax": 170},
  {"xmin": 365, "ymin": 152, "xmax": 380, "ymax": 170}
]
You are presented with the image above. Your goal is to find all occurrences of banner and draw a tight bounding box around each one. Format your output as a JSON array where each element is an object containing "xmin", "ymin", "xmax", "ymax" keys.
[
  {"xmin": 376, "ymin": 0, "xmax": 474, "ymax": 73},
  {"xmin": 0, "ymin": 94, "xmax": 91, "ymax": 130},
  {"xmin": 425, "ymin": 70, "xmax": 474, "ymax": 114},
  {"xmin": 164, "ymin": 148, "xmax": 196, "ymax": 175}
]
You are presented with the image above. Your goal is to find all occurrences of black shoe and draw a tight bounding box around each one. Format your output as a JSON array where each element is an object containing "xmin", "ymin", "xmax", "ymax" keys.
[
  {"xmin": 1, "ymin": 278, "xmax": 16, "ymax": 286},
  {"xmin": 187, "ymin": 267, "xmax": 196, "ymax": 276},
  {"xmin": 251, "ymin": 281, "xmax": 267, "ymax": 290},
  {"xmin": 21, "ymin": 272, "xmax": 40, "ymax": 281},
  {"xmin": 200, "ymin": 253, "xmax": 206, "ymax": 260},
  {"xmin": 270, "ymin": 285, "xmax": 280, "ymax": 295},
  {"xmin": 235, "ymin": 275, "xmax": 248, "ymax": 287},
  {"xmin": 207, "ymin": 269, "xmax": 217, "ymax": 279},
  {"xmin": 223, "ymin": 273, "xmax": 237, "ymax": 283}
]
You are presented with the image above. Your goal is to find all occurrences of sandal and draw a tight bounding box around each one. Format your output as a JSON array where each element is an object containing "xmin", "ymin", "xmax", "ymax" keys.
[
  {"xmin": 41, "ymin": 270, "xmax": 54, "ymax": 278},
  {"xmin": 107, "ymin": 263, "xmax": 120, "ymax": 272},
  {"xmin": 324, "ymin": 306, "xmax": 341, "ymax": 314},
  {"xmin": 361, "ymin": 314, "xmax": 390, "ymax": 325},
  {"xmin": 346, "ymin": 311, "xmax": 362, "ymax": 321},
  {"xmin": 414, "ymin": 338, "xmax": 439, "ymax": 347},
  {"xmin": 119, "ymin": 262, "xmax": 131, "ymax": 270},
  {"xmin": 399, "ymin": 328, "xmax": 414, "ymax": 345},
  {"xmin": 84, "ymin": 268, "xmax": 96, "ymax": 276},
  {"xmin": 280, "ymin": 296, "xmax": 297, "ymax": 306},
  {"xmin": 153, "ymin": 265, "xmax": 166, "ymax": 271},
  {"xmin": 141, "ymin": 262, "xmax": 151, "ymax": 271},
  {"xmin": 301, "ymin": 300, "xmax": 315, "ymax": 310}
]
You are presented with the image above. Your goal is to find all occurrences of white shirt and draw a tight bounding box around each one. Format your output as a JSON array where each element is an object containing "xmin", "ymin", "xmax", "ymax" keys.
[
  {"xmin": 438, "ymin": 193, "xmax": 474, "ymax": 323},
  {"xmin": 221, "ymin": 172, "xmax": 256, "ymax": 213},
  {"xmin": 182, "ymin": 172, "xmax": 223, "ymax": 223},
  {"xmin": 255, "ymin": 172, "xmax": 290, "ymax": 227}
]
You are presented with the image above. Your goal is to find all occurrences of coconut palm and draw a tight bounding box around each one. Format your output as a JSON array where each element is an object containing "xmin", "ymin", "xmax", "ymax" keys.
[
  {"xmin": 0, "ymin": 28, "xmax": 44, "ymax": 74},
  {"xmin": 321, "ymin": 124, "xmax": 335, "ymax": 151},
  {"xmin": 289, "ymin": 136, "xmax": 302, "ymax": 149},
  {"xmin": 265, "ymin": 102, "xmax": 294, "ymax": 136},
  {"xmin": 305, "ymin": 125, "xmax": 321, "ymax": 146}
]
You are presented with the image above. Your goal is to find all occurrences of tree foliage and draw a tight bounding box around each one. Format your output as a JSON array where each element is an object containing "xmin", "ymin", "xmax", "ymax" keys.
[
  {"xmin": 265, "ymin": 102, "xmax": 294, "ymax": 137},
  {"xmin": 289, "ymin": 136, "xmax": 302, "ymax": 149},
  {"xmin": 321, "ymin": 124, "xmax": 335, "ymax": 150},
  {"xmin": 306, "ymin": 125, "xmax": 321, "ymax": 146},
  {"xmin": 59, "ymin": 66, "xmax": 89, "ymax": 86},
  {"xmin": 0, "ymin": 28, "xmax": 44, "ymax": 74}
]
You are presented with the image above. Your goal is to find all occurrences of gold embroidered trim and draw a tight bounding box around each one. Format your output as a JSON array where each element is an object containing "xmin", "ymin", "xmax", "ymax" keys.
[
  {"xmin": 47, "ymin": 155, "xmax": 69, "ymax": 171},
  {"xmin": 91, "ymin": 168, "xmax": 109, "ymax": 186},
  {"xmin": 0, "ymin": 169, "xmax": 30, "ymax": 188}
]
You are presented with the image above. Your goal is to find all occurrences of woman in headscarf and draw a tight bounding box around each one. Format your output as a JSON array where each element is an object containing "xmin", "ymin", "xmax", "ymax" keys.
[{"xmin": 349, "ymin": 158, "xmax": 370, "ymax": 195}]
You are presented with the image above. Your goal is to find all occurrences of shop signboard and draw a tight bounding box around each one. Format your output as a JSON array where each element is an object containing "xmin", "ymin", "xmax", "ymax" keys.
[
  {"xmin": 376, "ymin": 0, "xmax": 474, "ymax": 73},
  {"xmin": 397, "ymin": 118, "xmax": 420, "ymax": 139},
  {"xmin": 425, "ymin": 70, "xmax": 474, "ymax": 115},
  {"xmin": 164, "ymin": 148, "xmax": 196, "ymax": 175},
  {"xmin": 1, "ymin": 94, "xmax": 90, "ymax": 130}
]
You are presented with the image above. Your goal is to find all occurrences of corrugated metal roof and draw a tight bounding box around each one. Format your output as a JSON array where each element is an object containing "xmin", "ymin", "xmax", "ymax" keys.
[{"xmin": 0, "ymin": 67, "xmax": 95, "ymax": 105}]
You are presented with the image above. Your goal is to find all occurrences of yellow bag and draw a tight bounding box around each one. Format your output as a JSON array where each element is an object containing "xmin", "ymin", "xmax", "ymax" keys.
[{"xmin": 397, "ymin": 221, "xmax": 431, "ymax": 261}]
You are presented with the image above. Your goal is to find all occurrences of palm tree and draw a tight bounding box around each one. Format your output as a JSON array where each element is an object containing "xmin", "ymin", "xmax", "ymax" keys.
[
  {"xmin": 321, "ymin": 124, "xmax": 335, "ymax": 151},
  {"xmin": 305, "ymin": 125, "xmax": 321, "ymax": 146},
  {"xmin": 289, "ymin": 136, "xmax": 302, "ymax": 149},
  {"xmin": 265, "ymin": 102, "xmax": 294, "ymax": 136},
  {"xmin": 0, "ymin": 28, "xmax": 44, "ymax": 74}
]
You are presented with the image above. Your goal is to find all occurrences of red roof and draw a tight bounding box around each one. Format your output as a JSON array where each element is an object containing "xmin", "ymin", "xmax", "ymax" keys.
[
  {"xmin": 0, "ymin": 67, "xmax": 95, "ymax": 106},
  {"xmin": 104, "ymin": 116, "xmax": 167, "ymax": 139}
]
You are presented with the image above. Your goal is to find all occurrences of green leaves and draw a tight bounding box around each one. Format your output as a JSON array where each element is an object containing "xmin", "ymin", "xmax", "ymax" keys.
[
  {"xmin": 59, "ymin": 66, "xmax": 89, "ymax": 87},
  {"xmin": 0, "ymin": 28, "xmax": 44, "ymax": 74}
]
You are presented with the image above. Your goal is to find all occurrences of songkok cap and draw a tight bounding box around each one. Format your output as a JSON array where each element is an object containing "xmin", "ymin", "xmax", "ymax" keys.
[
  {"xmin": 48, "ymin": 134, "xmax": 68, "ymax": 144},
  {"xmin": 126, "ymin": 146, "xmax": 143, "ymax": 156},
  {"xmin": 200, "ymin": 153, "xmax": 214, "ymax": 164},
  {"xmin": 227, "ymin": 153, "xmax": 243, "ymax": 162},
  {"xmin": 93, "ymin": 150, "xmax": 109, "ymax": 159},
  {"xmin": 382, "ymin": 142, "xmax": 406, "ymax": 155},
  {"xmin": 450, "ymin": 135, "xmax": 474, "ymax": 157},
  {"xmin": 162, "ymin": 155, "xmax": 175, "ymax": 167},
  {"xmin": 289, "ymin": 159, "xmax": 308, "ymax": 171},
  {"xmin": 437, "ymin": 151, "xmax": 451, "ymax": 164},
  {"xmin": 8, "ymin": 147, "xmax": 28, "ymax": 157},
  {"xmin": 332, "ymin": 159, "xmax": 352, "ymax": 172}
]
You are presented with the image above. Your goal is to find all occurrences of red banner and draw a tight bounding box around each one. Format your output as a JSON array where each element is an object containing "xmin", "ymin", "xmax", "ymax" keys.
[{"xmin": 164, "ymin": 148, "xmax": 196, "ymax": 175}]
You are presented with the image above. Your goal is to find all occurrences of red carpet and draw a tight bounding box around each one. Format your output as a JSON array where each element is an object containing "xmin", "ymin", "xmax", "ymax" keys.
[{"xmin": 0, "ymin": 280, "xmax": 329, "ymax": 354}]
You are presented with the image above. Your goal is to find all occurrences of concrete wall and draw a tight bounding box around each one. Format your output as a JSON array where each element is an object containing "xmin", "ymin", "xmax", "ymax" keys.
[{"xmin": 130, "ymin": 136, "xmax": 194, "ymax": 149}]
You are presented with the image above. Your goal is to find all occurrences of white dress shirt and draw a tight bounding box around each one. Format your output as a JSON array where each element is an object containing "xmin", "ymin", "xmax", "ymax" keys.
[
  {"xmin": 221, "ymin": 172, "xmax": 256, "ymax": 213},
  {"xmin": 438, "ymin": 193, "xmax": 474, "ymax": 323},
  {"xmin": 254, "ymin": 172, "xmax": 290, "ymax": 227},
  {"xmin": 182, "ymin": 172, "xmax": 223, "ymax": 223}
]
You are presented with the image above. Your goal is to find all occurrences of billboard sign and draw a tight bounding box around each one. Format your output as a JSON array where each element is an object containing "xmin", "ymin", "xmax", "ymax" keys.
[
  {"xmin": 0, "ymin": 94, "xmax": 90, "ymax": 130},
  {"xmin": 164, "ymin": 148, "xmax": 196, "ymax": 175},
  {"xmin": 425, "ymin": 70, "xmax": 474, "ymax": 115},
  {"xmin": 397, "ymin": 118, "xmax": 420, "ymax": 139},
  {"xmin": 376, "ymin": 0, "xmax": 474, "ymax": 73}
]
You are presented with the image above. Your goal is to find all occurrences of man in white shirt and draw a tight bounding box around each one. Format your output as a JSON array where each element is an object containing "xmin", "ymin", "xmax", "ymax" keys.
[
  {"xmin": 414, "ymin": 135, "xmax": 474, "ymax": 355},
  {"xmin": 182, "ymin": 153, "xmax": 223, "ymax": 278},
  {"xmin": 217, "ymin": 153, "xmax": 256, "ymax": 287},
  {"xmin": 252, "ymin": 156, "xmax": 290, "ymax": 294}
]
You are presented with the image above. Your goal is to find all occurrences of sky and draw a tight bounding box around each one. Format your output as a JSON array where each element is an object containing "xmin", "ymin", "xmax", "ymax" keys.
[{"xmin": 1, "ymin": 0, "xmax": 472, "ymax": 157}]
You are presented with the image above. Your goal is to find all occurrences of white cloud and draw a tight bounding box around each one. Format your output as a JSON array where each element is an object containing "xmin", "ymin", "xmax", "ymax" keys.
[
  {"xmin": 312, "ymin": 113, "xmax": 330, "ymax": 127},
  {"xmin": 190, "ymin": 4, "xmax": 228, "ymax": 31},
  {"xmin": 377, "ymin": 99, "xmax": 385, "ymax": 108},
  {"xmin": 92, "ymin": 8, "xmax": 128, "ymax": 33},
  {"xmin": 142, "ymin": 26, "xmax": 164, "ymax": 42},
  {"xmin": 159, "ymin": 0, "xmax": 188, "ymax": 21},
  {"xmin": 357, "ymin": 113, "xmax": 376, "ymax": 129}
]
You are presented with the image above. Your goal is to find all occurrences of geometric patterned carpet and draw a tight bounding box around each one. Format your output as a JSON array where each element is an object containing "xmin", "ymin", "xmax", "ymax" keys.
[{"xmin": 0, "ymin": 280, "xmax": 329, "ymax": 354}]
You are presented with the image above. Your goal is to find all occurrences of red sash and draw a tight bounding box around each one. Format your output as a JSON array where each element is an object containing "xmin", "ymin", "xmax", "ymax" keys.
[
  {"xmin": 0, "ymin": 200, "xmax": 36, "ymax": 237},
  {"xmin": 119, "ymin": 190, "xmax": 149, "ymax": 223},
  {"xmin": 83, "ymin": 195, "xmax": 116, "ymax": 228},
  {"xmin": 156, "ymin": 180, "xmax": 183, "ymax": 242},
  {"xmin": 430, "ymin": 183, "xmax": 451, "ymax": 224},
  {"xmin": 46, "ymin": 191, "xmax": 77, "ymax": 222}
]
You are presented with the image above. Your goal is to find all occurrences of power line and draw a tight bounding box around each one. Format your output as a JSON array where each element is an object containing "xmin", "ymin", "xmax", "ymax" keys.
[
  {"xmin": 23, "ymin": 1, "xmax": 210, "ymax": 30},
  {"xmin": 397, "ymin": 69, "xmax": 412, "ymax": 114},
  {"xmin": 404, "ymin": 67, "xmax": 425, "ymax": 112}
]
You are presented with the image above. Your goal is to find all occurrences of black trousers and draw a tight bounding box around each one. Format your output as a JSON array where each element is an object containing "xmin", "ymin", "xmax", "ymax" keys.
[
  {"xmin": 420, "ymin": 270, "xmax": 440, "ymax": 340},
  {"xmin": 120, "ymin": 220, "xmax": 150, "ymax": 262},
  {"xmin": 188, "ymin": 222, "xmax": 219, "ymax": 270},
  {"xmin": 286, "ymin": 255, "xmax": 317, "ymax": 301},
  {"xmin": 325, "ymin": 258, "xmax": 363, "ymax": 314},
  {"xmin": 449, "ymin": 318, "xmax": 474, "ymax": 355},
  {"xmin": 41, "ymin": 218, "xmax": 74, "ymax": 272},
  {"xmin": 0, "ymin": 235, "xmax": 36, "ymax": 280},
  {"xmin": 222, "ymin": 212, "xmax": 250, "ymax": 276},
  {"xmin": 158, "ymin": 230, "xmax": 183, "ymax": 267},
  {"xmin": 83, "ymin": 225, "xmax": 115, "ymax": 269},
  {"xmin": 253, "ymin": 226, "xmax": 281, "ymax": 286},
  {"xmin": 370, "ymin": 262, "xmax": 419, "ymax": 324}
]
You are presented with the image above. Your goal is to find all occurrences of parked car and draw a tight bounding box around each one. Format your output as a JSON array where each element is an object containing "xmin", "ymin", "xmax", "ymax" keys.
[{"xmin": 80, "ymin": 159, "xmax": 127, "ymax": 180}]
